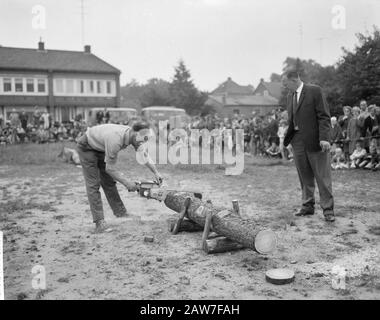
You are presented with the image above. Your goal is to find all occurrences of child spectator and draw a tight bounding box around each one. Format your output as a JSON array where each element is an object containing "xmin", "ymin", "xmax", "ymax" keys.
[
  {"xmin": 266, "ymin": 141, "xmax": 281, "ymax": 158},
  {"xmin": 363, "ymin": 139, "xmax": 379, "ymax": 170},
  {"xmin": 331, "ymin": 147, "xmax": 348, "ymax": 169},
  {"xmin": 350, "ymin": 141, "xmax": 367, "ymax": 168},
  {"xmin": 277, "ymin": 119, "xmax": 288, "ymax": 160}
]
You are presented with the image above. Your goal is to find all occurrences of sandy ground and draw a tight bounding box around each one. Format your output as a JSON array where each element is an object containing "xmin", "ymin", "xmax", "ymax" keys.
[{"xmin": 1, "ymin": 152, "xmax": 380, "ymax": 300}]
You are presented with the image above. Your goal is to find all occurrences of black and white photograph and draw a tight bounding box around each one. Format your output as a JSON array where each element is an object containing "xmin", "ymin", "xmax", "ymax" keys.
[{"xmin": 0, "ymin": 0, "xmax": 379, "ymax": 303}]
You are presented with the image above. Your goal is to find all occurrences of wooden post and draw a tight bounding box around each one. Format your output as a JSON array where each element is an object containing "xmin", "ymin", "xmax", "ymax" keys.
[
  {"xmin": 232, "ymin": 200, "xmax": 240, "ymax": 217},
  {"xmin": 171, "ymin": 197, "xmax": 191, "ymax": 235},
  {"xmin": 201, "ymin": 208, "xmax": 212, "ymax": 251}
]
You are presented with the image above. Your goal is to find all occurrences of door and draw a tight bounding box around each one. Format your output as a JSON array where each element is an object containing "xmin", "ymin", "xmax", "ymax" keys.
[{"xmin": 61, "ymin": 106, "xmax": 70, "ymax": 123}]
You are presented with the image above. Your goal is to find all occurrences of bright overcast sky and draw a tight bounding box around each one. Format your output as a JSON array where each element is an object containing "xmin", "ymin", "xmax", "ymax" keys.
[{"xmin": 0, "ymin": 0, "xmax": 379, "ymax": 91}]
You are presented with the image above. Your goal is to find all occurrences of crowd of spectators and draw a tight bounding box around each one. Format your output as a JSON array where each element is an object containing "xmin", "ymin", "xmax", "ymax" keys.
[
  {"xmin": 186, "ymin": 108, "xmax": 293, "ymax": 160},
  {"xmin": 0, "ymin": 106, "xmax": 87, "ymax": 146},
  {"xmin": 331, "ymin": 100, "xmax": 380, "ymax": 171},
  {"xmin": 1, "ymin": 102, "xmax": 379, "ymax": 172}
]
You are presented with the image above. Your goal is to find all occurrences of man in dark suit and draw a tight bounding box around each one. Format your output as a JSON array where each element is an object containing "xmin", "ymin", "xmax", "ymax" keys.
[{"xmin": 282, "ymin": 70, "xmax": 335, "ymax": 222}]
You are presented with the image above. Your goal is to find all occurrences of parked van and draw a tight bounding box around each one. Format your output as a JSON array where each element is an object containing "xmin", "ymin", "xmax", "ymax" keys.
[
  {"xmin": 85, "ymin": 107, "xmax": 138, "ymax": 126},
  {"xmin": 141, "ymin": 106, "xmax": 188, "ymax": 129}
]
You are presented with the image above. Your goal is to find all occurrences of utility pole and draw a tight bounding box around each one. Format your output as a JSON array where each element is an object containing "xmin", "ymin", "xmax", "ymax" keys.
[
  {"xmin": 298, "ymin": 23, "xmax": 303, "ymax": 58},
  {"xmin": 317, "ymin": 37, "xmax": 326, "ymax": 65}
]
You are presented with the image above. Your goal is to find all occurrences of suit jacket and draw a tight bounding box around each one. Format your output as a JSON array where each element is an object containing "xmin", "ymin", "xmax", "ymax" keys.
[{"xmin": 284, "ymin": 84, "xmax": 331, "ymax": 152}]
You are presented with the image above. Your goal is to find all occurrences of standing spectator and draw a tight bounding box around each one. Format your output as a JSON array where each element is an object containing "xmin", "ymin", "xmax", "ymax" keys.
[
  {"xmin": 9, "ymin": 109, "xmax": 20, "ymax": 144},
  {"xmin": 338, "ymin": 106, "xmax": 352, "ymax": 160},
  {"xmin": 41, "ymin": 112, "xmax": 50, "ymax": 129},
  {"xmin": 277, "ymin": 119, "xmax": 288, "ymax": 160},
  {"xmin": 330, "ymin": 116, "xmax": 343, "ymax": 146},
  {"xmin": 33, "ymin": 106, "xmax": 41, "ymax": 126},
  {"xmin": 19, "ymin": 109, "xmax": 28, "ymax": 131},
  {"xmin": 346, "ymin": 107, "xmax": 363, "ymax": 155},
  {"xmin": 0, "ymin": 112, "xmax": 3, "ymax": 130},
  {"xmin": 363, "ymin": 105, "xmax": 379, "ymax": 139}
]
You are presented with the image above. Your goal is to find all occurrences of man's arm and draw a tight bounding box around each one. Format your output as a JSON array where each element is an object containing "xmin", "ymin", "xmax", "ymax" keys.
[{"xmin": 314, "ymin": 86, "xmax": 331, "ymax": 144}]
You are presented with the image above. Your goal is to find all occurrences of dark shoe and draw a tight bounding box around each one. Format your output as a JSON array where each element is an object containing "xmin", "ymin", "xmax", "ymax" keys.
[
  {"xmin": 114, "ymin": 210, "xmax": 128, "ymax": 218},
  {"xmin": 295, "ymin": 207, "xmax": 315, "ymax": 216},
  {"xmin": 324, "ymin": 210, "xmax": 336, "ymax": 222}
]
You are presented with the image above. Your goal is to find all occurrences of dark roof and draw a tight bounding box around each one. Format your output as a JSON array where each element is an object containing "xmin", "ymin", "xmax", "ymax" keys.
[
  {"xmin": 0, "ymin": 46, "xmax": 120, "ymax": 74},
  {"xmin": 211, "ymin": 77, "xmax": 254, "ymax": 95},
  {"xmin": 207, "ymin": 94, "xmax": 278, "ymax": 106},
  {"xmin": 254, "ymin": 81, "xmax": 283, "ymax": 100}
]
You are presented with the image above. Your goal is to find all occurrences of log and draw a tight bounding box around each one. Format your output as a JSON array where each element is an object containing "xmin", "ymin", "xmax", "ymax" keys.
[
  {"xmin": 164, "ymin": 191, "xmax": 277, "ymax": 254},
  {"xmin": 204, "ymin": 236, "xmax": 245, "ymax": 254},
  {"xmin": 167, "ymin": 218, "xmax": 203, "ymax": 233}
]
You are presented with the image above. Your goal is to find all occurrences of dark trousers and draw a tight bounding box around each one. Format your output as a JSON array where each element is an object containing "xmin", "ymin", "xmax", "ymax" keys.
[
  {"xmin": 76, "ymin": 135, "xmax": 126, "ymax": 222},
  {"xmin": 291, "ymin": 132, "xmax": 334, "ymax": 211}
]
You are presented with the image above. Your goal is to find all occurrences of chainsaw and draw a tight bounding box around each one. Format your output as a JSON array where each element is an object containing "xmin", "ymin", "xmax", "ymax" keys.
[{"xmin": 134, "ymin": 180, "xmax": 202, "ymax": 202}]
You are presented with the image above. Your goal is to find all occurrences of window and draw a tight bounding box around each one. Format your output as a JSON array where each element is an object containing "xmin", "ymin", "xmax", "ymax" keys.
[
  {"xmin": 66, "ymin": 79, "xmax": 74, "ymax": 94},
  {"xmin": 3, "ymin": 78, "xmax": 11, "ymax": 92},
  {"xmin": 15, "ymin": 78, "xmax": 23, "ymax": 92},
  {"xmin": 26, "ymin": 79, "xmax": 35, "ymax": 92},
  {"xmin": 80, "ymin": 80, "xmax": 85, "ymax": 93},
  {"xmin": 37, "ymin": 79, "xmax": 46, "ymax": 92},
  {"xmin": 106, "ymin": 81, "xmax": 112, "ymax": 94},
  {"xmin": 97, "ymin": 81, "xmax": 102, "ymax": 94},
  {"xmin": 55, "ymin": 79, "xmax": 64, "ymax": 93},
  {"xmin": 89, "ymin": 80, "xmax": 94, "ymax": 93}
]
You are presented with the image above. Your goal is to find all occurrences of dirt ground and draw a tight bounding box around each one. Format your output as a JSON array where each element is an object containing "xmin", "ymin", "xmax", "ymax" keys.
[{"xmin": 1, "ymin": 146, "xmax": 380, "ymax": 300}]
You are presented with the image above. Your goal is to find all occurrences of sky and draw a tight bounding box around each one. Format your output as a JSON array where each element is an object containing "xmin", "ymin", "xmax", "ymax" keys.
[{"xmin": 0, "ymin": 0, "xmax": 379, "ymax": 91}]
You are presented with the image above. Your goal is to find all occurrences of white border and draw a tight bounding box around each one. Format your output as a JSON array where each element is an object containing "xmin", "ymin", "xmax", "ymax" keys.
[{"xmin": 0, "ymin": 231, "xmax": 4, "ymax": 300}]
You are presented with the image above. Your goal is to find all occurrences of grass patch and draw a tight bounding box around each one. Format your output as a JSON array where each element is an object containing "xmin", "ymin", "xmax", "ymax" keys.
[
  {"xmin": 0, "ymin": 142, "xmax": 76, "ymax": 165},
  {"xmin": 0, "ymin": 200, "xmax": 57, "ymax": 215}
]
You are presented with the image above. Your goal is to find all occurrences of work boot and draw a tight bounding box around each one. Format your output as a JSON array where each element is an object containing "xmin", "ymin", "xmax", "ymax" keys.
[
  {"xmin": 323, "ymin": 210, "xmax": 336, "ymax": 222},
  {"xmin": 114, "ymin": 209, "xmax": 128, "ymax": 218},
  {"xmin": 295, "ymin": 206, "xmax": 315, "ymax": 217},
  {"xmin": 94, "ymin": 219, "xmax": 111, "ymax": 233}
]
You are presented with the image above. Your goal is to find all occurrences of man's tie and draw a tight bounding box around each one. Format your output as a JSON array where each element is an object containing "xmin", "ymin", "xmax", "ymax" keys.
[{"xmin": 292, "ymin": 91, "xmax": 298, "ymax": 130}]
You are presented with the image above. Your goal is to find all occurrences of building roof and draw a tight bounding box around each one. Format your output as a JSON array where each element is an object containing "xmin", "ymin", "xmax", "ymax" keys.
[
  {"xmin": 211, "ymin": 77, "xmax": 254, "ymax": 96},
  {"xmin": 254, "ymin": 80, "xmax": 283, "ymax": 100},
  {"xmin": 207, "ymin": 94, "xmax": 278, "ymax": 106},
  {"xmin": 0, "ymin": 45, "xmax": 120, "ymax": 74}
]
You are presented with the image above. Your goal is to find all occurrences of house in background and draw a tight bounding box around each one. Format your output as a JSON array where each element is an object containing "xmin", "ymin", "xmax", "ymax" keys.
[
  {"xmin": 0, "ymin": 41, "xmax": 121, "ymax": 123},
  {"xmin": 206, "ymin": 77, "xmax": 279, "ymax": 117},
  {"xmin": 253, "ymin": 78, "xmax": 283, "ymax": 102}
]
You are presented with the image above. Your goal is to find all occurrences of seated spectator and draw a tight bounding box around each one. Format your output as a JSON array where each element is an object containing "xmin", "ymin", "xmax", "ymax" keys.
[
  {"xmin": 265, "ymin": 141, "xmax": 281, "ymax": 158},
  {"xmin": 363, "ymin": 138, "xmax": 379, "ymax": 170},
  {"xmin": 37, "ymin": 125, "xmax": 49, "ymax": 144},
  {"xmin": 350, "ymin": 141, "xmax": 367, "ymax": 168},
  {"xmin": 370, "ymin": 146, "xmax": 380, "ymax": 171},
  {"xmin": 331, "ymin": 147, "xmax": 348, "ymax": 169}
]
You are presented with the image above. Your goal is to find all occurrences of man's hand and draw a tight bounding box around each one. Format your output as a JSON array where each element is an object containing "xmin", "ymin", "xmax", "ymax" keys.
[
  {"xmin": 125, "ymin": 181, "xmax": 138, "ymax": 192},
  {"xmin": 320, "ymin": 140, "xmax": 331, "ymax": 152},
  {"xmin": 154, "ymin": 172, "xmax": 163, "ymax": 186}
]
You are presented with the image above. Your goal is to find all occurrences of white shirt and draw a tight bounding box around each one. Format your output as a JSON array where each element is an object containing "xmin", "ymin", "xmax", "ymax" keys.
[{"xmin": 295, "ymin": 82, "xmax": 304, "ymax": 103}]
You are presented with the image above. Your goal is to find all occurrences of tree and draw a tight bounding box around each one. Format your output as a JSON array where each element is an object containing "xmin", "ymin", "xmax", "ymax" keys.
[
  {"xmin": 336, "ymin": 27, "xmax": 380, "ymax": 106},
  {"xmin": 169, "ymin": 60, "xmax": 208, "ymax": 115},
  {"xmin": 270, "ymin": 73, "xmax": 282, "ymax": 82}
]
